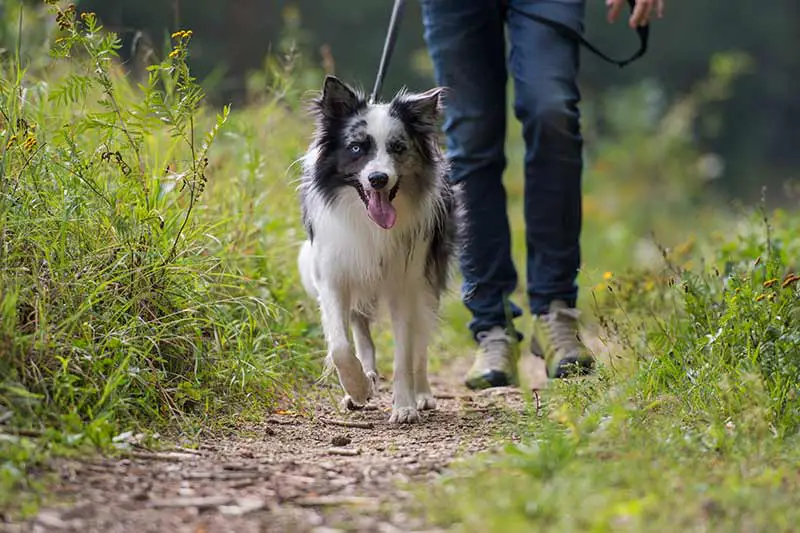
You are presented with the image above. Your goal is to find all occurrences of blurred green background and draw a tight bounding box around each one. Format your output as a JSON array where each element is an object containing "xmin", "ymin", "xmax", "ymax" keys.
[{"xmin": 57, "ymin": 0, "xmax": 800, "ymax": 206}]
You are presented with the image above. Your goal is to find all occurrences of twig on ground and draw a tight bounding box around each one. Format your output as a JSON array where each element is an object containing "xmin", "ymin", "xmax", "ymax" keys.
[
  {"xmin": 1, "ymin": 428, "xmax": 43, "ymax": 438},
  {"xmin": 182, "ymin": 471, "xmax": 269, "ymax": 481},
  {"xmin": 295, "ymin": 495, "xmax": 378, "ymax": 507},
  {"xmin": 148, "ymin": 496, "xmax": 234, "ymax": 509},
  {"xmin": 129, "ymin": 451, "xmax": 199, "ymax": 462},
  {"xmin": 326, "ymin": 447, "xmax": 361, "ymax": 456},
  {"xmin": 173, "ymin": 446, "xmax": 204, "ymax": 456},
  {"xmin": 320, "ymin": 418, "xmax": 374, "ymax": 430},
  {"xmin": 533, "ymin": 390, "xmax": 542, "ymax": 416}
]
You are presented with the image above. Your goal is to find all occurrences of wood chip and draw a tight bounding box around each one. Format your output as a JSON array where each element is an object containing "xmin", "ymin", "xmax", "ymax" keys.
[
  {"xmin": 433, "ymin": 393, "xmax": 457, "ymax": 399},
  {"xmin": 326, "ymin": 447, "xmax": 361, "ymax": 456},
  {"xmin": 218, "ymin": 497, "xmax": 266, "ymax": 516},
  {"xmin": 276, "ymin": 473, "xmax": 317, "ymax": 484},
  {"xmin": 320, "ymin": 418, "xmax": 374, "ymax": 430},
  {"xmin": 477, "ymin": 386, "xmax": 521, "ymax": 397},
  {"xmin": 331, "ymin": 435, "xmax": 352, "ymax": 447},
  {"xmin": 35, "ymin": 511, "xmax": 71, "ymax": 530},
  {"xmin": 148, "ymin": 496, "xmax": 234, "ymax": 509}
]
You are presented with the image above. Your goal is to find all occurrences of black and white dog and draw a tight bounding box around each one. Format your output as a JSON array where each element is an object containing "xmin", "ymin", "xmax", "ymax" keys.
[{"xmin": 297, "ymin": 76, "xmax": 461, "ymax": 424}]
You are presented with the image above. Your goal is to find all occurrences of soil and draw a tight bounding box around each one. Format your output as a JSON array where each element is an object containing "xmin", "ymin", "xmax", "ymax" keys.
[{"xmin": 4, "ymin": 356, "xmax": 551, "ymax": 533}]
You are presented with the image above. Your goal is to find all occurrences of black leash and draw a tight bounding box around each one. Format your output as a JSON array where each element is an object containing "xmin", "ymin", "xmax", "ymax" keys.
[
  {"xmin": 369, "ymin": 0, "xmax": 649, "ymax": 103},
  {"xmin": 370, "ymin": 0, "xmax": 407, "ymax": 103}
]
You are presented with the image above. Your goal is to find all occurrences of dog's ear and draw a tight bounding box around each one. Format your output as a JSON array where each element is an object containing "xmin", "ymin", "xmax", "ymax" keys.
[
  {"xmin": 318, "ymin": 75, "xmax": 361, "ymax": 119},
  {"xmin": 395, "ymin": 87, "xmax": 446, "ymax": 124}
]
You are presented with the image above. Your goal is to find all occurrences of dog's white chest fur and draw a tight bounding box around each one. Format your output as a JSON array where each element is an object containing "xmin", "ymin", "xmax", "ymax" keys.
[{"xmin": 300, "ymin": 195, "xmax": 430, "ymax": 307}]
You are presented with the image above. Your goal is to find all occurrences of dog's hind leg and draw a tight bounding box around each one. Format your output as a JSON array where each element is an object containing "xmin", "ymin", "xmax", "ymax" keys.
[
  {"xmin": 297, "ymin": 240, "xmax": 318, "ymax": 299},
  {"xmin": 317, "ymin": 283, "xmax": 372, "ymax": 408},
  {"xmin": 351, "ymin": 309, "xmax": 379, "ymax": 398}
]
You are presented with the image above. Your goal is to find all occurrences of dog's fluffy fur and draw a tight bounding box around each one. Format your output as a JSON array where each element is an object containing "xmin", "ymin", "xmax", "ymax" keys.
[{"xmin": 296, "ymin": 75, "xmax": 462, "ymax": 424}]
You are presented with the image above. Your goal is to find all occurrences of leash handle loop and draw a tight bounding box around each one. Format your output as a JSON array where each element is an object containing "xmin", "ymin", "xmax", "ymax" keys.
[{"xmin": 505, "ymin": 0, "xmax": 649, "ymax": 68}]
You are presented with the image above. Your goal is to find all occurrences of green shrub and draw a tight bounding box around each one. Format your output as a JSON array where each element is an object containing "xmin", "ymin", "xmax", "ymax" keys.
[{"xmin": 0, "ymin": 3, "xmax": 318, "ymax": 444}]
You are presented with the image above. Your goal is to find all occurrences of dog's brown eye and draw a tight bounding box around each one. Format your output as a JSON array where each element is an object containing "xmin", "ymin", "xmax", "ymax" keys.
[{"xmin": 389, "ymin": 141, "xmax": 406, "ymax": 155}]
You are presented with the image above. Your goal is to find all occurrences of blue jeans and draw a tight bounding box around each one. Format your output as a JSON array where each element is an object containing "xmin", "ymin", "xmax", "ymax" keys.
[{"xmin": 420, "ymin": 0, "xmax": 585, "ymax": 341}]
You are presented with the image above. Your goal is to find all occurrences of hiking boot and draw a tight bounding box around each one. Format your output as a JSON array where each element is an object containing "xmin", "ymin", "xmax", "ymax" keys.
[
  {"xmin": 530, "ymin": 300, "xmax": 594, "ymax": 379},
  {"xmin": 464, "ymin": 326, "xmax": 517, "ymax": 390}
]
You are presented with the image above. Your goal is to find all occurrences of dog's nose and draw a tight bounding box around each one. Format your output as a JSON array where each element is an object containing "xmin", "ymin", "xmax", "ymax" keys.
[{"xmin": 368, "ymin": 172, "xmax": 389, "ymax": 190}]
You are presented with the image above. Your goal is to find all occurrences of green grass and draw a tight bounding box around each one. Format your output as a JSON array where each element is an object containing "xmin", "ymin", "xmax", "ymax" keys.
[
  {"xmin": 419, "ymin": 199, "xmax": 800, "ymax": 532},
  {"xmin": 2, "ymin": 3, "xmax": 800, "ymax": 530}
]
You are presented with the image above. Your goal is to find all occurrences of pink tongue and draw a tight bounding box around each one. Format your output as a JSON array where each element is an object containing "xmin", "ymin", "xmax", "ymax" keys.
[{"xmin": 366, "ymin": 190, "xmax": 397, "ymax": 229}]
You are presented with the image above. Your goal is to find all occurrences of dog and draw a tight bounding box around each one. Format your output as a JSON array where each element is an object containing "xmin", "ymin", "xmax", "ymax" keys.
[{"xmin": 296, "ymin": 75, "xmax": 462, "ymax": 424}]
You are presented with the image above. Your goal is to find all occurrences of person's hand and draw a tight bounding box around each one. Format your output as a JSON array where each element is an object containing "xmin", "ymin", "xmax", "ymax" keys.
[{"xmin": 606, "ymin": 0, "xmax": 664, "ymax": 28}]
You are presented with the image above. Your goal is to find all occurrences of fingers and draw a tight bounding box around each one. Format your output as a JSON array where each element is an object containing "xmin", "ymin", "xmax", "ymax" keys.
[
  {"xmin": 628, "ymin": 0, "xmax": 662, "ymax": 28},
  {"xmin": 606, "ymin": 0, "xmax": 624, "ymax": 23},
  {"xmin": 608, "ymin": 0, "xmax": 664, "ymax": 27},
  {"xmin": 629, "ymin": 0, "xmax": 648, "ymax": 27}
]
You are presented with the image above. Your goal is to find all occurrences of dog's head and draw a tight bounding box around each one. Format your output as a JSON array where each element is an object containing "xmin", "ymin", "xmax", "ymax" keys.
[{"xmin": 308, "ymin": 75, "xmax": 446, "ymax": 230}]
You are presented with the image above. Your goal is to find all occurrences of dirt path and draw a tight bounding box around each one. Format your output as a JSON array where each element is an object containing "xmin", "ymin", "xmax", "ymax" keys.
[{"xmin": 10, "ymin": 357, "xmax": 549, "ymax": 533}]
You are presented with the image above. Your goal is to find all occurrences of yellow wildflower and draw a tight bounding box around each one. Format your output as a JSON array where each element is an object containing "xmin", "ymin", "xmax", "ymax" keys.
[{"xmin": 22, "ymin": 136, "xmax": 37, "ymax": 151}]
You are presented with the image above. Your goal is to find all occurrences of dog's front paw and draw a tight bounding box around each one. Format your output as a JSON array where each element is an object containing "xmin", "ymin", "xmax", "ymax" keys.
[
  {"xmin": 416, "ymin": 393, "xmax": 437, "ymax": 411},
  {"xmin": 389, "ymin": 406, "xmax": 420, "ymax": 425}
]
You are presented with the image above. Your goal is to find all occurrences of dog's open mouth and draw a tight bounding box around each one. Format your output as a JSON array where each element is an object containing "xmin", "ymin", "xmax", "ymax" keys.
[{"xmin": 354, "ymin": 183, "xmax": 400, "ymax": 230}]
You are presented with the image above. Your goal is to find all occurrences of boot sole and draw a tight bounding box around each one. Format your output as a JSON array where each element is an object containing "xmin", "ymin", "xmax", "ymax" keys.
[{"xmin": 464, "ymin": 370, "xmax": 516, "ymax": 390}]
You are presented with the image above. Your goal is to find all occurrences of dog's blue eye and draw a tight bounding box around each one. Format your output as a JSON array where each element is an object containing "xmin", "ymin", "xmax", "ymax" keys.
[{"xmin": 348, "ymin": 143, "xmax": 362, "ymax": 154}]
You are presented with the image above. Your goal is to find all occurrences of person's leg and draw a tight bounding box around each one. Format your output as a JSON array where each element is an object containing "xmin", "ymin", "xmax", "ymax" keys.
[
  {"xmin": 507, "ymin": 0, "xmax": 594, "ymax": 377},
  {"xmin": 420, "ymin": 0, "xmax": 523, "ymax": 388}
]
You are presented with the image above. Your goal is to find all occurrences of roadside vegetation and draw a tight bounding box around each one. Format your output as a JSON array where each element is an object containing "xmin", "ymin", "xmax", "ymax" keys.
[{"xmin": 0, "ymin": 2, "xmax": 323, "ymax": 511}]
